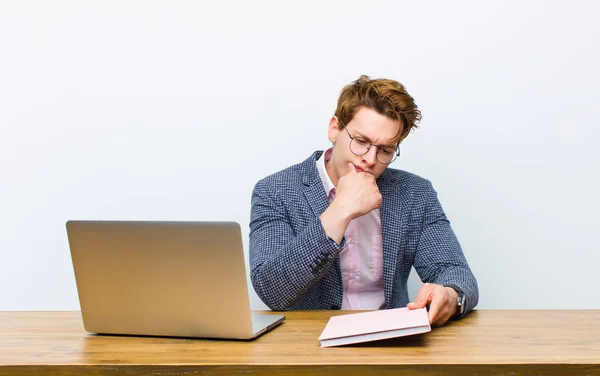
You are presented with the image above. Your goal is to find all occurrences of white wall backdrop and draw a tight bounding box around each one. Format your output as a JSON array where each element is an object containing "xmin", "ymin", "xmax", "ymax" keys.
[{"xmin": 1, "ymin": 0, "xmax": 599, "ymax": 310}]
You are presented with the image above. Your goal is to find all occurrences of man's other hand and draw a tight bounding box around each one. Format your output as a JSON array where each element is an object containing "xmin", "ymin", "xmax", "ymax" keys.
[{"xmin": 407, "ymin": 283, "xmax": 458, "ymax": 326}]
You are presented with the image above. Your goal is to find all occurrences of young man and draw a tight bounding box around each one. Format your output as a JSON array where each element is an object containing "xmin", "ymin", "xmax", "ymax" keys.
[{"xmin": 249, "ymin": 75, "xmax": 478, "ymax": 326}]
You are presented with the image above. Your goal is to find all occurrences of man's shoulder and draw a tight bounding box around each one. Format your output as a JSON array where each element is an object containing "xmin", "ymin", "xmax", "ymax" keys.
[
  {"xmin": 256, "ymin": 162, "xmax": 304, "ymax": 186},
  {"xmin": 381, "ymin": 167, "xmax": 431, "ymax": 189},
  {"xmin": 380, "ymin": 169, "xmax": 437, "ymax": 212},
  {"xmin": 253, "ymin": 152, "xmax": 320, "ymax": 193}
]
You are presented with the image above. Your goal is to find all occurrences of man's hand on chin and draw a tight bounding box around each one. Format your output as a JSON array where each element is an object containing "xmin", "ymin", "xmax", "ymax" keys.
[{"xmin": 407, "ymin": 283, "xmax": 458, "ymax": 327}]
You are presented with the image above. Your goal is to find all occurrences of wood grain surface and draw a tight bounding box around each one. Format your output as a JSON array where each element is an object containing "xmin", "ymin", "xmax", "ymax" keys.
[{"xmin": 1, "ymin": 310, "xmax": 599, "ymax": 375}]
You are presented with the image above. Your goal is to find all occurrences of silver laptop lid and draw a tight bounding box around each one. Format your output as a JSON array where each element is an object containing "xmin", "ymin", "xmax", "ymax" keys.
[{"xmin": 66, "ymin": 221, "xmax": 257, "ymax": 339}]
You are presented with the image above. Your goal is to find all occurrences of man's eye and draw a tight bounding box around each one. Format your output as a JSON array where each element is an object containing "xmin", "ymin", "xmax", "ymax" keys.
[
  {"xmin": 381, "ymin": 148, "xmax": 395, "ymax": 155},
  {"xmin": 355, "ymin": 138, "xmax": 369, "ymax": 146}
]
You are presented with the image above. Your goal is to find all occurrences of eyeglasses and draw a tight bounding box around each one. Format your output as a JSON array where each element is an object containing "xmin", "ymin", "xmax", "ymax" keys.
[{"xmin": 339, "ymin": 118, "xmax": 400, "ymax": 165}]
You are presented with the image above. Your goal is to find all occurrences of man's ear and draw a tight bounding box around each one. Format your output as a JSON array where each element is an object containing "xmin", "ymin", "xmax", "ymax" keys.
[{"xmin": 328, "ymin": 116, "xmax": 340, "ymax": 144}]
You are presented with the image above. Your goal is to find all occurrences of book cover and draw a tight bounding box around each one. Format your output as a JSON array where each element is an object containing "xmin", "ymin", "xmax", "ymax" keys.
[{"xmin": 318, "ymin": 307, "xmax": 431, "ymax": 348}]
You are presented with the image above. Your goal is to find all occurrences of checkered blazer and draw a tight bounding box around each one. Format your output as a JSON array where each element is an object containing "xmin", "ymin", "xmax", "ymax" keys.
[{"xmin": 249, "ymin": 151, "xmax": 478, "ymax": 315}]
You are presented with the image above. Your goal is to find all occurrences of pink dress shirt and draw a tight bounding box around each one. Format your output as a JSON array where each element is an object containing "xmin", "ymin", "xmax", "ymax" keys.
[{"xmin": 316, "ymin": 149, "xmax": 385, "ymax": 310}]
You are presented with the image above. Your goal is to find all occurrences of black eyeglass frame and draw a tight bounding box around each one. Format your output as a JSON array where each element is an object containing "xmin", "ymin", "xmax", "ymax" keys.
[{"xmin": 338, "ymin": 117, "xmax": 400, "ymax": 165}]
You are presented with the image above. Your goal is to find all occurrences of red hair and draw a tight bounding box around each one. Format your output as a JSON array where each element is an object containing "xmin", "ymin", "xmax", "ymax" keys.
[{"xmin": 335, "ymin": 75, "xmax": 421, "ymax": 142}]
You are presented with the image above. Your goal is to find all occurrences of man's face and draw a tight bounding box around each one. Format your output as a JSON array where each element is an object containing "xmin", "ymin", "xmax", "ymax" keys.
[{"xmin": 326, "ymin": 106, "xmax": 401, "ymax": 186}]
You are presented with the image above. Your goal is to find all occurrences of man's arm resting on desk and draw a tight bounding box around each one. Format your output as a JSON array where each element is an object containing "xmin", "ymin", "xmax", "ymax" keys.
[{"xmin": 408, "ymin": 180, "xmax": 479, "ymax": 325}]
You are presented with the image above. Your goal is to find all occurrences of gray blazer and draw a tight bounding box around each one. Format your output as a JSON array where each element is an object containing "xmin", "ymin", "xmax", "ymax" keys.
[{"xmin": 249, "ymin": 151, "xmax": 478, "ymax": 315}]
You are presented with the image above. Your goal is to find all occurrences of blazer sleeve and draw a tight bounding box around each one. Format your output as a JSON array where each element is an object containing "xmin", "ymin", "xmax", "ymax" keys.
[
  {"xmin": 412, "ymin": 180, "xmax": 479, "ymax": 317},
  {"xmin": 249, "ymin": 179, "xmax": 344, "ymax": 310}
]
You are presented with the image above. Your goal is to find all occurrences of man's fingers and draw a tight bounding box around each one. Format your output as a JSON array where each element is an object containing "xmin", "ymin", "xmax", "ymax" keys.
[
  {"xmin": 428, "ymin": 287, "xmax": 454, "ymax": 326},
  {"xmin": 427, "ymin": 297, "xmax": 442, "ymax": 325},
  {"xmin": 347, "ymin": 163, "xmax": 356, "ymax": 174},
  {"xmin": 407, "ymin": 283, "xmax": 433, "ymax": 309},
  {"xmin": 408, "ymin": 284, "xmax": 456, "ymax": 326}
]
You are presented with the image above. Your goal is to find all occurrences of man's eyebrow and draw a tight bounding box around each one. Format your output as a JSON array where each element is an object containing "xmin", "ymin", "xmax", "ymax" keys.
[{"xmin": 354, "ymin": 131, "xmax": 397, "ymax": 149}]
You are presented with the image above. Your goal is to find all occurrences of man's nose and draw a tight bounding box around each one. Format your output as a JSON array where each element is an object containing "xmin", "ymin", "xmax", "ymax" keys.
[{"xmin": 362, "ymin": 146, "xmax": 378, "ymax": 166}]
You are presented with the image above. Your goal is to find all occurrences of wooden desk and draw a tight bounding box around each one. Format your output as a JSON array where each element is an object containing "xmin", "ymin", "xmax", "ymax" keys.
[{"xmin": 1, "ymin": 310, "xmax": 599, "ymax": 375}]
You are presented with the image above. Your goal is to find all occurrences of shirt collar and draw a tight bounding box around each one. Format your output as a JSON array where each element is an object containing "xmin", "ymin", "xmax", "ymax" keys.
[{"xmin": 316, "ymin": 148, "xmax": 336, "ymax": 199}]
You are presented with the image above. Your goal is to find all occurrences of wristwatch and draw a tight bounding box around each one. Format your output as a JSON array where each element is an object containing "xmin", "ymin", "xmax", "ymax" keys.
[
  {"xmin": 455, "ymin": 291, "xmax": 466, "ymax": 317},
  {"xmin": 445, "ymin": 285, "xmax": 466, "ymax": 318}
]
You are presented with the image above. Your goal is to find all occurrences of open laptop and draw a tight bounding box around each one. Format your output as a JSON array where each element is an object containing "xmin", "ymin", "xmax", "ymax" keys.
[{"xmin": 66, "ymin": 220, "xmax": 285, "ymax": 340}]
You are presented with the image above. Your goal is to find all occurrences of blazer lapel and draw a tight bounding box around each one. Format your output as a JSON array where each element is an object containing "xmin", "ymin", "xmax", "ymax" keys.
[
  {"xmin": 377, "ymin": 170, "xmax": 402, "ymax": 308},
  {"xmin": 301, "ymin": 151, "xmax": 330, "ymax": 218}
]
